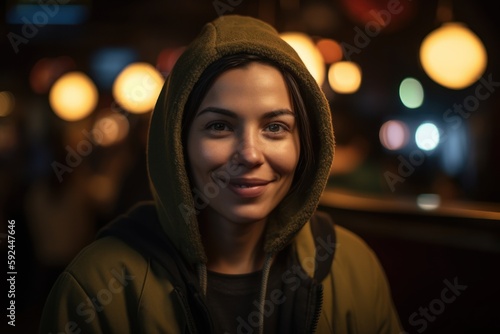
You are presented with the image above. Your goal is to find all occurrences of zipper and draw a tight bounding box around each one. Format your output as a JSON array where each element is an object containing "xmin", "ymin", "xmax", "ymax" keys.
[
  {"xmin": 173, "ymin": 285, "xmax": 215, "ymax": 334},
  {"xmin": 173, "ymin": 287, "xmax": 199, "ymax": 334},
  {"xmin": 309, "ymin": 284, "xmax": 324, "ymax": 333}
]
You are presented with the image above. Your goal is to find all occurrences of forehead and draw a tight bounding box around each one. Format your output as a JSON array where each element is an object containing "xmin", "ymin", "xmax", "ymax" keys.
[{"xmin": 199, "ymin": 62, "xmax": 291, "ymax": 107}]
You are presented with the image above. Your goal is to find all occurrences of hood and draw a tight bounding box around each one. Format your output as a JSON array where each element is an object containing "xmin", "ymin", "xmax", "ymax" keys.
[{"xmin": 147, "ymin": 15, "xmax": 334, "ymax": 266}]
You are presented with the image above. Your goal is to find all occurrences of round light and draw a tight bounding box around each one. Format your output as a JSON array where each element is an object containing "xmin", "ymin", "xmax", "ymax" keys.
[
  {"xmin": 420, "ymin": 23, "xmax": 487, "ymax": 89},
  {"xmin": 49, "ymin": 72, "xmax": 98, "ymax": 122},
  {"xmin": 415, "ymin": 122, "xmax": 440, "ymax": 151},
  {"xmin": 112, "ymin": 62, "xmax": 164, "ymax": 114},
  {"xmin": 399, "ymin": 77, "xmax": 424, "ymax": 109},
  {"xmin": 92, "ymin": 113, "xmax": 129, "ymax": 147},
  {"xmin": 328, "ymin": 61, "xmax": 362, "ymax": 94},
  {"xmin": 379, "ymin": 120, "xmax": 409, "ymax": 150},
  {"xmin": 280, "ymin": 32, "xmax": 325, "ymax": 86},
  {"xmin": 316, "ymin": 38, "xmax": 343, "ymax": 64}
]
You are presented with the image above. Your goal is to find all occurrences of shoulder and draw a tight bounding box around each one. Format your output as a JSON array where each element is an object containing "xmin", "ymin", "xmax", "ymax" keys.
[
  {"xmin": 66, "ymin": 237, "xmax": 148, "ymax": 277},
  {"xmin": 333, "ymin": 224, "xmax": 385, "ymax": 280},
  {"xmin": 60, "ymin": 236, "xmax": 149, "ymax": 295},
  {"xmin": 334, "ymin": 224, "xmax": 377, "ymax": 260}
]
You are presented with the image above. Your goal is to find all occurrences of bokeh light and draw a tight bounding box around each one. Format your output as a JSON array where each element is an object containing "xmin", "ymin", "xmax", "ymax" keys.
[
  {"xmin": 338, "ymin": 0, "xmax": 417, "ymax": 32},
  {"xmin": 316, "ymin": 38, "xmax": 343, "ymax": 64},
  {"xmin": 112, "ymin": 62, "xmax": 165, "ymax": 114},
  {"xmin": 399, "ymin": 77, "xmax": 424, "ymax": 109},
  {"xmin": 0, "ymin": 91, "xmax": 15, "ymax": 117},
  {"xmin": 420, "ymin": 23, "xmax": 487, "ymax": 89},
  {"xmin": 49, "ymin": 71, "xmax": 98, "ymax": 122},
  {"xmin": 157, "ymin": 47, "xmax": 185, "ymax": 76},
  {"xmin": 417, "ymin": 194, "xmax": 441, "ymax": 211},
  {"xmin": 90, "ymin": 48, "xmax": 138, "ymax": 89},
  {"xmin": 441, "ymin": 127, "xmax": 467, "ymax": 176},
  {"xmin": 91, "ymin": 113, "xmax": 130, "ymax": 147},
  {"xmin": 379, "ymin": 120, "xmax": 410, "ymax": 150},
  {"xmin": 29, "ymin": 56, "xmax": 75, "ymax": 94},
  {"xmin": 328, "ymin": 61, "xmax": 362, "ymax": 94},
  {"xmin": 280, "ymin": 32, "xmax": 325, "ymax": 86},
  {"xmin": 415, "ymin": 122, "xmax": 440, "ymax": 151}
]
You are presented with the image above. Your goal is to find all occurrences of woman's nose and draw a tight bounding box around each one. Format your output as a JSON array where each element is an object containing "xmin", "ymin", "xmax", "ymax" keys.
[{"xmin": 233, "ymin": 133, "xmax": 264, "ymax": 168}]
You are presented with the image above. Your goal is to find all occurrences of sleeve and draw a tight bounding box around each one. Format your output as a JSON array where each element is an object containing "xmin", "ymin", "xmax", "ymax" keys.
[
  {"xmin": 371, "ymin": 250, "xmax": 404, "ymax": 334},
  {"xmin": 39, "ymin": 272, "xmax": 105, "ymax": 334},
  {"xmin": 38, "ymin": 238, "xmax": 143, "ymax": 334},
  {"xmin": 326, "ymin": 225, "xmax": 403, "ymax": 334}
]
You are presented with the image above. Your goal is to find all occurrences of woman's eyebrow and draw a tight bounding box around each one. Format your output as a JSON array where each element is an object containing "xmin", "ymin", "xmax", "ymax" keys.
[
  {"xmin": 195, "ymin": 107, "xmax": 237, "ymax": 118},
  {"xmin": 262, "ymin": 109, "xmax": 295, "ymax": 119},
  {"xmin": 195, "ymin": 107, "xmax": 295, "ymax": 119}
]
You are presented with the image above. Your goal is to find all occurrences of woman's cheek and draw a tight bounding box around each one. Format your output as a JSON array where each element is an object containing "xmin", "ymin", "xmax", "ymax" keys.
[
  {"xmin": 268, "ymin": 141, "xmax": 300, "ymax": 174},
  {"xmin": 197, "ymin": 139, "xmax": 232, "ymax": 172}
]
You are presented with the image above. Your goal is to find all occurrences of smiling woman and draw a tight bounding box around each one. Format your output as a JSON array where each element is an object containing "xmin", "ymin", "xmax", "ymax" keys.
[
  {"xmin": 39, "ymin": 15, "xmax": 402, "ymax": 334},
  {"xmin": 187, "ymin": 61, "xmax": 300, "ymax": 229}
]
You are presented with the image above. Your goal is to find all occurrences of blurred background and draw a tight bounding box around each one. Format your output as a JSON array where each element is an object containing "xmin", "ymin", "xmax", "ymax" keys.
[{"xmin": 1, "ymin": 0, "xmax": 499, "ymax": 333}]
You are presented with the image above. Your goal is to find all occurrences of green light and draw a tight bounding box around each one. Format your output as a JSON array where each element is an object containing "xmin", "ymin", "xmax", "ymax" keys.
[{"xmin": 399, "ymin": 77, "xmax": 424, "ymax": 109}]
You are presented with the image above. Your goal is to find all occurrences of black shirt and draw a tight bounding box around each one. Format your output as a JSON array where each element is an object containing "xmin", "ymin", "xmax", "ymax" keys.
[{"xmin": 206, "ymin": 257, "xmax": 287, "ymax": 334}]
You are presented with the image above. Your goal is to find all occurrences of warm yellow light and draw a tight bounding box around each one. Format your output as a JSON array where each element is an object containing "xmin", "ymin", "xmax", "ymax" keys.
[
  {"xmin": 328, "ymin": 61, "xmax": 362, "ymax": 94},
  {"xmin": 49, "ymin": 72, "xmax": 98, "ymax": 121},
  {"xmin": 112, "ymin": 62, "xmax": 164, "ymax": 114},
  {"xmin": 280, "ymin": 32, "xmax": 325, "ymax": 86},
  {"xmin": 420, "ymin": 22, "xmax": 487, "ymax": 90},
  {"xmin": 92, "ymin": 113, "xmax": 129, "ymax": 147}
]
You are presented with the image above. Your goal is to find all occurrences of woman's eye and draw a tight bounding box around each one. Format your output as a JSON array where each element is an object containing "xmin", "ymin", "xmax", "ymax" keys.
[
  {"xmin": 207, "ymin": 122, "xmax": 230, "ymax": 132},
  {"xmin": 267, "ymin": 124, "xmax": 282, "ymax": 132},
  {"xmin": 265, "ymin": 123, "xmax": 288, "ymax": 133}
]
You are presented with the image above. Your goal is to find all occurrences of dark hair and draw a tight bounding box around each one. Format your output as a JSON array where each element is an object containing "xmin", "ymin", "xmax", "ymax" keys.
[{"xmin": 182, "ymin": 53, "xmax": 315, "ymax": 206}]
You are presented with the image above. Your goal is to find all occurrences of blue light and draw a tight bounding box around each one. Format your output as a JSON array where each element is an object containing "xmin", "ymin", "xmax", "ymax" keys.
[
  {"xmin": 415, "ymin": 122, "xmax": 440, "ymax": 151},
  {"xmin": 441, "ymin": 127, "xmax": 467, "ymax": 176},
  {"xmin": 90, "ymin": 48, "xmax": 139, "ymax": 90},
  {"xmin": 7, "ymin": 4, "xmax": 89, "ymax": 25}
]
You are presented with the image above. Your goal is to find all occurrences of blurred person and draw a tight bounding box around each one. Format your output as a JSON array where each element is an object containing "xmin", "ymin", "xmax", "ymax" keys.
[{"xmin": 39, "ymin": 15, "xmax": 401, "ymax": 333}]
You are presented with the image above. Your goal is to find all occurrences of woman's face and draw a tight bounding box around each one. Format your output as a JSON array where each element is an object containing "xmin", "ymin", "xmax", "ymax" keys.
[{"xmin": 187, "ymin": 62, "xmax": 300, "ymax": 225}]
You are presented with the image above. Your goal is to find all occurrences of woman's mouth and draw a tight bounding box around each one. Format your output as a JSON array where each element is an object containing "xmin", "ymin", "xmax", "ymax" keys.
[{"xmin": 227, "ymin": 178, "xmax": 271, "ymax": 198}]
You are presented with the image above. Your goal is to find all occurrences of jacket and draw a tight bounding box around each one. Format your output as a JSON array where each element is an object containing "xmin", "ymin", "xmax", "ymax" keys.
[{"xmin": 39, "ymin": 14, "xmax": 402, "ymax": 333}]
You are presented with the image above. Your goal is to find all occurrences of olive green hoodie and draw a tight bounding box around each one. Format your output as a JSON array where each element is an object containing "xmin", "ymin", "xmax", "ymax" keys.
[
  {"xmin": 147, "ymin": 14, "xmax": 335, "ymax": 266},
  {"xmin": 39, "ymin": 15, "xmax": 402, "ymax": 333}
]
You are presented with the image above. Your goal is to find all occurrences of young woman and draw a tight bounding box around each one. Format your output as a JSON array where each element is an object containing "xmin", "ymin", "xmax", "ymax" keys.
[{"xmin": 40, "ymin": 15, "xmax": 402, "ymax": 333}]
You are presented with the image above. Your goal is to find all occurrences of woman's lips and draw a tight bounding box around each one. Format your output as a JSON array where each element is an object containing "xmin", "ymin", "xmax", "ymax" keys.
[{"xmin": 227, "ymin": 178, "xmax": 271, "ymax": 198}]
